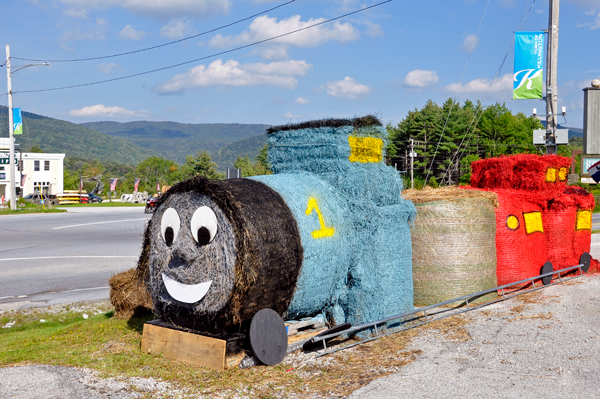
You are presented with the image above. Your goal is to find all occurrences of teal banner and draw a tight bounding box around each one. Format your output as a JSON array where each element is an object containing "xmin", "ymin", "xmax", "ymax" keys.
[
  {"xmin": 13, "ymin": 108, "xmax": 22, "ymax": 135},
  {"xmin": 513, "ymin": 32, "xmax": 544, "ymax": 100}
]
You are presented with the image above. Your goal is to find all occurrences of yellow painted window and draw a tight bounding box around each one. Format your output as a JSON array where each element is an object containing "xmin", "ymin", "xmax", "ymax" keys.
[
  {"xmin": 545, "ymin": 168, "xmax": 557, "ymax": 183},
  {"xmin": 558, "ymin": 167, "xmax": 568, "ymax": 181},
  {"xmin": 523, "ymin": 211, "xmax": 544, "ymax": 234},
  {"xmin": 576, "ymin": 210, "xmax": 592, "ymax": 231},
  {"xmin": 348, "ymin": 136, "xmax": 383, "ymax": 163},
  {"xmin": 506, "ymin": 215, "xmax": 519, "ymax": 231}
]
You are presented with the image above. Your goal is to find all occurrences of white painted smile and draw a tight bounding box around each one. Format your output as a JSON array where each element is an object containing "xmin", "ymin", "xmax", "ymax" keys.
[{"xmin": 162, "ymin": 273, "xmax": 212, "ymax": 304}]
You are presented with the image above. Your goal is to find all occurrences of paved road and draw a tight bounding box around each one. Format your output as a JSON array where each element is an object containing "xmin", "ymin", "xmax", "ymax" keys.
[{"xmin": 0, "ymin": 207, "xmax": 150, "ymax": 310}]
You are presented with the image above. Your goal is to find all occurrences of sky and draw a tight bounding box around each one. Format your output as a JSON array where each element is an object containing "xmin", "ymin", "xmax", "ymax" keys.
[{"xmin": 2, "ymin": 0, "xmax": 600, "ymax": 129}]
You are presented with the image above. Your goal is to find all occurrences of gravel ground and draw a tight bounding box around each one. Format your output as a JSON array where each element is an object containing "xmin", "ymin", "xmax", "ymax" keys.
[
  {"xmin": 1, "ymin": 275, "xmax": 599, "ymax": 398},
  {"xmin": 350, "ymin": 275, "xmax": 600, "ymax": 399}
]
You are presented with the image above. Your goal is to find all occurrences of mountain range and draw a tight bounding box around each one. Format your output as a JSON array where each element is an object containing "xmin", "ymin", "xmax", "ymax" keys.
[{"xmin": 0, "ymin": 106, "xmax": 270, "ymax": 169}]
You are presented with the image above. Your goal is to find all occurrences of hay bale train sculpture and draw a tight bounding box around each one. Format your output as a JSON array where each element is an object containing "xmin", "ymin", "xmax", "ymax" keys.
[
  {"xmin": 467, "ymin": 154, "xmax": 598, "ymax": 284},
  {"xmin": 111, "ymin": 124, "xmax": 599, "ymax": 368},
  {"xmin": 131, "ymin": 116, "xmax": 416, "ymax": 364}
]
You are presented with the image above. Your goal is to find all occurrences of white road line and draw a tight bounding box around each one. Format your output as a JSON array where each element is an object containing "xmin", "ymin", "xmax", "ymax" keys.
[
  {"xmin": 0, "ymin": 296, "xmax": 14, "ymax": 300},
  {"xmin": 63, "ymin": 286, "xmax": 109, "ymax": 293},
  {"xmin": 0, "ymin": 256, "xmax": 138, "ymax": 262},
  {"xmin": 52, "ymin": 218, "xmax": 147, "ymax": 230}
]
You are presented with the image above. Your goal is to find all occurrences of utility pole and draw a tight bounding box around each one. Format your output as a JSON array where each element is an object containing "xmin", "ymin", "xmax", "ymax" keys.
[
  {"xmin": 545, "ymin": 0, "xmax": 559, "ymax": 155},
  {"xmin": 410, "ymin": 139, "xmax": 415, "ymax": 189},
  {"xmin": 5, "ymin": 45, "xmax": 16, "ymax": 210}
]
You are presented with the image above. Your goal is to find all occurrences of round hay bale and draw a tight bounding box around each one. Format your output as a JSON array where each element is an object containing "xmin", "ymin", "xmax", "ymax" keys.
[
  {"xmin": 411, "ymin": 197, "xmax": 497, "ymax": 306},
  {"xmin": 109, "ymin": 268, "xmax": 153, "ymax": 319},
  {"xmin": 143, "ymin": 176, "xmax": 303, "ymax": 332}
]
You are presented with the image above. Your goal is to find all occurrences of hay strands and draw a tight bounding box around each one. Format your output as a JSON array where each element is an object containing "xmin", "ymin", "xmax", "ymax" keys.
[{"xmin": 309, "ymin": 258, "xmax": 591, "ymax": 357}]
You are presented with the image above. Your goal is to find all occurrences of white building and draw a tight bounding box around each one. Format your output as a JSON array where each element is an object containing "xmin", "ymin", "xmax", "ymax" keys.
[{"xmin": 0, "ymin": 138, "xmax": 65, "ymax": 200}]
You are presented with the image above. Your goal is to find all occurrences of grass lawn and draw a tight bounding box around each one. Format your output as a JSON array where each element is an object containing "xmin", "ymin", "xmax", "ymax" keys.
[{"xmin": 0, "ymin": 302, "xmax": 460, "ymax": 398}]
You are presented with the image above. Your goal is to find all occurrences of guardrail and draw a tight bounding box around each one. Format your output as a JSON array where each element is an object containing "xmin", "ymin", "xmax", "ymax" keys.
[{"xmin": 309, "ymin": 261, "xmax": 588, "ymax": 357}]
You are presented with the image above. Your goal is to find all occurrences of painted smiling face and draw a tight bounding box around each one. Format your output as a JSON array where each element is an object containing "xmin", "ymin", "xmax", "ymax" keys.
[
  {"xmin": 143, "ymin": 177, "xmax": 303, "ymax": 333},
  {"xmin": 147, "ymin": 191, "xmax": 237, "ymax": 327}
]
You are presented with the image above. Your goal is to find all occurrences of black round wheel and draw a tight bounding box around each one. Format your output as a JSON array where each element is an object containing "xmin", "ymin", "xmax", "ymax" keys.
[
  {"xmin": 580, "ymin": 252, "xmax": 591, "ymax": 273},
  {"xmin": 540, "ymin": 261, "xmax": 553, "ymax": 286},
  {"xmin": 249, "ymin": 308, "xmax": 287, "ymax": 366}
]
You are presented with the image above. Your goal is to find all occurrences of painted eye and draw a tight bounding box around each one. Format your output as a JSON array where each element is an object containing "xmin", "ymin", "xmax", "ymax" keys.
[
  {"xmin": 191, "ymin": 206, "xmax": 218, "ymax": 246},
  {"xmin": 161, "ymin": 208, "xmax": 180, "ymax": 247}
]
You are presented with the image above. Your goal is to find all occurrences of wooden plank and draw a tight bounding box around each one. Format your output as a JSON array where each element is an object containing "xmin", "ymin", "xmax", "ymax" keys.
[
  {"xmin": 287, "ymin": 327, "xmax": 327, "ymax": 345},
  {"xmin": 142, "ymin": 323, "xmax": 227, "ymax": 371}
]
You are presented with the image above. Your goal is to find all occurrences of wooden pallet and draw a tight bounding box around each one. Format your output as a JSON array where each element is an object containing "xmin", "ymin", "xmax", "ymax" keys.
[{"xmin": 141, "ymin": 320, "xmax": 245, "ymax": 371}]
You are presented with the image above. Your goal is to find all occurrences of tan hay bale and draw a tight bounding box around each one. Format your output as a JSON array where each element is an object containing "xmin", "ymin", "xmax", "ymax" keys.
[
  {"xmin": 411, "ymin": 197, "xmax": 498, "ymax": 306},
  {"xmin": 402, "ymin": 186, "xmax": 499, "ymax": 208},
  {"xmin": 109, "ymin": 268, "xmax": 153, "ymax": 319}
]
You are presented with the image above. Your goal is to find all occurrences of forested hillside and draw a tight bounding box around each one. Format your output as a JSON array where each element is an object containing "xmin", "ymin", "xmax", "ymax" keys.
[
  {"xmin": 0, "ymin": 106, "xmax": 156, "ymax": 164},
  {"xmin": 82, "ymin": 121, "xmax": 270, "ymax": 164}
]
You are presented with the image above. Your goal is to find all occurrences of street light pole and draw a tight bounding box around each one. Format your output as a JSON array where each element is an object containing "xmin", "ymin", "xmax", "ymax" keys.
[
  {"xmin": 5, "ymin": 45, "xmax": 16, "ymax": 210},
  {"xmin": 545, "ymin": 0, "xmax": 559, "ymax": 155}
]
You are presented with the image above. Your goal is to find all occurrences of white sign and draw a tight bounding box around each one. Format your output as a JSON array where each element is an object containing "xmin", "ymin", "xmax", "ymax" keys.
[{"xmin": 581, "ymin": 177, "xmax": 597, "ymax": 184}]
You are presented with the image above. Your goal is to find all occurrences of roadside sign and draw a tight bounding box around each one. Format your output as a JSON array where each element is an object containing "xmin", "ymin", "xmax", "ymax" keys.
[
  {"xmin": 0, "ymin": 153, "xmax": 17, "ymax": 164},
  {"xmin": 581, "ymin": 155, "xmax": 600, "ymax": 177}
]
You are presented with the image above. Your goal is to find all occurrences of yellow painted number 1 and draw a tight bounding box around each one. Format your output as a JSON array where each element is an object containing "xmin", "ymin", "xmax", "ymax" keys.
[{"xmin": 306, "ymin": 197, "xmax": 335, "ymax": 238}]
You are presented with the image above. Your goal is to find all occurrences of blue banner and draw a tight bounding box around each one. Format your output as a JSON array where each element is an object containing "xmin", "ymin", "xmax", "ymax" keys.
[
  {"xmin": 513, "ymin": 32, "xmax": 544, "ymax": 100},
  {"xmin": 13, "ymin": 108, "xmax": 22, "ymax": 135}
]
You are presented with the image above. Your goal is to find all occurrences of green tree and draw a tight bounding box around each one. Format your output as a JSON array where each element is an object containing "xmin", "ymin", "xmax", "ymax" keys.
[
  {"xmin": 180, "ymin": 150, "xmax": 223, "ymax": 180},
  {"xmin": 135, "ymin": 156, "xmax": 180, "ymax": 193},
  {"xmin": 232, "ymin": 144, "xmax": 272, "ymax": 177}
]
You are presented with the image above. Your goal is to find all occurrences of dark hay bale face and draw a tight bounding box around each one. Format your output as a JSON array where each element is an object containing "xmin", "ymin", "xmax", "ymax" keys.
[
  {"xmin": 141, "ymin": 176, "xmax": 303, "ymax": 333},
  {"xmin": 147, "ymin": 191, "xmax": 237, "ymax": 324}
]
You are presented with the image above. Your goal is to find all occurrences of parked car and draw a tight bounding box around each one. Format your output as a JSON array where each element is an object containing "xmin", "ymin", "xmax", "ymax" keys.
[
  {"xmin": 88, "ymin": 193, "xmax": 103, "ymax": 203},
  {"xmin": 25, "ymin": 194, "xmax": 58, "ymax": 206}
]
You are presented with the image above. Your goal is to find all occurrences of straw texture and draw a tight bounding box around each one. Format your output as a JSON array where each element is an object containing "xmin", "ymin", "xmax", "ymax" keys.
[{"xmin": 411, "ymin": 198, "xmax": 498, "ymax": 306}]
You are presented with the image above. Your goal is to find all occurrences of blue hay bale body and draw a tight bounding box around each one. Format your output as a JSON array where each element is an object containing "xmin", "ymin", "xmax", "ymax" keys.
[
  {"xmin": 250, "ymin": 172, "xmax": 351, "ymax": 320},
  {"xmin": 265, "ymin": 123, "xmax": 416, "ymax": 326}
]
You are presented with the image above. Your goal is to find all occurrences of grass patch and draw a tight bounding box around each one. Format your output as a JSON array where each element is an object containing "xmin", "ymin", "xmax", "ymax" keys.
[
  {"xmin": 0, "ymin": 205, "xmax": 66, "ymax": 215},
  {"xmin": 0, "ymin": 303, "xmax": 472, "ymax": 398}
]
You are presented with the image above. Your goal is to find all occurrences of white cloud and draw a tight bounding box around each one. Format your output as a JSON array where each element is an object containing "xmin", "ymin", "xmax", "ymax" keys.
[
  {"xmin": 445, "ymin": 73, "xmax": 513, "ymax": 94},
  {"xmin": 58, "ymin": 0, "xmax": 230, "ymax": 20},
  {"xmin": 321, "ymin": 76, "xmax": 370, "ymax": 99},
  {"xmin": 160, "ymin": 19, "xmax": 194, "ymax": 39},
  {"xmin": 402, "ymin": 70, "xmax": 439, "ymax": 88},
  {"xmin": 209, "ymin": 15, "xmax": 359, "ymax": 59},
  {"xmin": 294, "ymin": 97, "xmax": 309, "ymax": 104},
  {"xmin": 461, "ymin": 34, "xmax": 479, "ymax": 53},
  {"xmin": 60, "ymin": 27, "xmax": 106, "ymax": 42},
  {"xmin": 69, "ymin": 104, "xmax": 148, "ymax": 118},
  {"xmin": 284, "ymin": 111, "xmax": 301, "ymax": 119},
  {"xmin": 362, "ymin": 21, "xmax": 384, "ymax": 38},
  {"xmin": 153, "ymin": 59, "xmax": 313, "ymax": 94},
  {"xmin": 577, "ymin": 10, "xmax": 600, "ymax": 29},
  {"xmin": 95, "ymin": 63, "xmax": 124, "ymax": 74},
  {"xmin": 119, "ymin": 25, "xmax": 146, "ymax": 40}
]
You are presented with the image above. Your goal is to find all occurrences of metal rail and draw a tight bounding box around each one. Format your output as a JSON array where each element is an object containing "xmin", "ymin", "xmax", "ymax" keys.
[{"xmin": 312, "ymin": 263, "xmax": 586, "ymax": 357}]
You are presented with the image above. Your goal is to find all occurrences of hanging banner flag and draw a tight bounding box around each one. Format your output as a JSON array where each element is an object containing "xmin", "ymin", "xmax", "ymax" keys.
[
  {"xmin": 110, "ymin": 178, "xmax": 118, "ymax": 192},
  {"xmin": 80, "ymin": 177, "xmax": 84, "ymax": 191},
  {"xmin": 134, "ymin": 178, "xmax": 140, "ymax": 192},
  {"xmin": 21, "ymin": 174, "xmax": 27, "ymax": 187},
  {"xmin": 513, "ymin": 32, "xmax": 544, "ymax": 100},
  {"xmin": 13, "ymin": 108, "xmax": 23, "ymax": 135},
  {"xmin": 156, "ymin": 179, "xmax": 160, "ymax": 192}
]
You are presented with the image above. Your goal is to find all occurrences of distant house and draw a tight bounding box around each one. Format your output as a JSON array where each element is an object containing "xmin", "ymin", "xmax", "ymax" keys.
[{"xmin": 0, "ymin": 138, "xmax": 65, "ymax": 200}]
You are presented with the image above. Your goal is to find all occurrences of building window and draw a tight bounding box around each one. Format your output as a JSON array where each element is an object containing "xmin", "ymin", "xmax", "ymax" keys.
[
  {"xmin": 34, "ymin": 160, "xmax": 40, "ymax": 171},
  {"xmin": 44, "ymin": 160, "xmax": 50, "ymax": 171}
]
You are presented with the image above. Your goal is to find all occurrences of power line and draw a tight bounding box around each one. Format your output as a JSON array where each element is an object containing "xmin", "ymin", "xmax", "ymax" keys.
[
  {"xmin": 15, "ymin": 0, "xmax": 392, "ymax": 94},
  {"xmin": 423, "ymin": 0, "xmax": 491, "ymax": 185},
  {"xmin": 442, "ymin": 0, "xmax": 538, "ymax": 183},
  {"xmin": 11, "ymin": 0, "xmax": 296, "ymax": 63}
]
